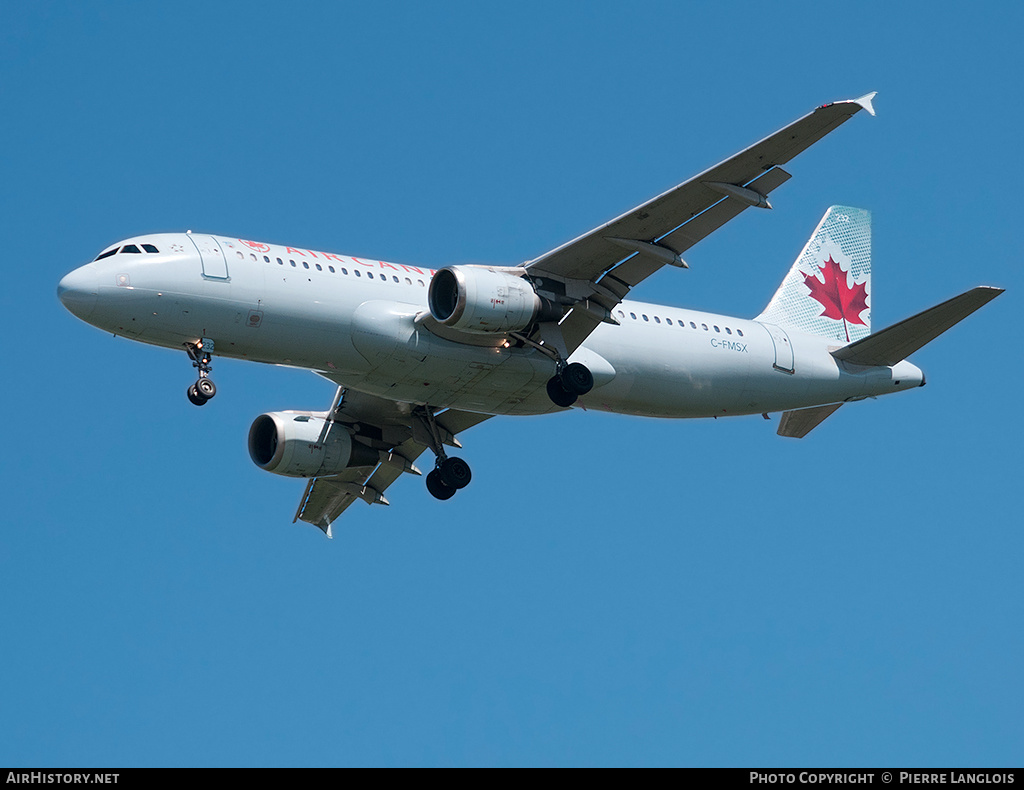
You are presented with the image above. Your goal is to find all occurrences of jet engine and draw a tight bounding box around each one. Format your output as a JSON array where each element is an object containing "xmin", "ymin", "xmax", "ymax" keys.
[
  {"xmin": 248, "ymin": 412, "xmax": 379, "ymax": 477},
  {"xmin": 428, "ymin": 266, "xmax": 555, "ymax": 333}
]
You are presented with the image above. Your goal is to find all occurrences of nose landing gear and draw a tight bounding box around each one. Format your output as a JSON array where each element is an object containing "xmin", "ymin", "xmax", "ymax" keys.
[{"xmin": 185, "ymin": 341, "xmax": 217, "ymax": 406}]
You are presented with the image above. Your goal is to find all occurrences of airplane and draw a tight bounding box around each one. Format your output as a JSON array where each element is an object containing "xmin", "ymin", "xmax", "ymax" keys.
[{"xmin": 57, "ymin": 92, "xmax": 1003, "ymax": 537}]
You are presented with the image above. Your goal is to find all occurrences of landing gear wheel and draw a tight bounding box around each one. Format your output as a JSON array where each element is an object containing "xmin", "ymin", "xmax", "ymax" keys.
[
  {"xmin": 194, "ymin": 378, "xmax": 216, "ymax": 400},
  {"xmin": 546, "ymin": 376, "xmax": 577, "ymax": 408},
  {"xmin": 560, "ymin": 362, "xmax": 594, "ymax": 396},
  {"xmin": 426, "ymin": 469, "xmax": 457, "ymax": 500},
  {"xmin": 187, "ymin": 384, "xmax": 208, "ymax": 406},
  {"xmin": 438, "ymin": 456, "xmax": 472, "ymax": 490}
]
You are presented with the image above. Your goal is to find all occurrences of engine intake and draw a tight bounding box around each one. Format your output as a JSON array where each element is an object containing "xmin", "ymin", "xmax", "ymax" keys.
[
  {"xmin": 429, "ymin": 266, "xmax": 552, "ymax": 334},
  {"xmin": 248, "ymin": 412, "xmax": 378, "ymax": 477}
]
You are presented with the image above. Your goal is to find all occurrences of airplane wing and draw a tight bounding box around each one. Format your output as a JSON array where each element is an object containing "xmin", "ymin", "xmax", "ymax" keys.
[
  {"xmin": 525, "ymin": 93, "xmax": 877, "ymax": 355},
  {"xmin": 293, "ymin": 386, "xmax": 491, "ymax": 536}
]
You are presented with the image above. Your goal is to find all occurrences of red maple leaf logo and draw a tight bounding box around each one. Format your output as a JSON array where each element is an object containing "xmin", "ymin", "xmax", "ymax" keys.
[
  {"xmin": 803, "ymin": 255, "xmax": 869, "ymax": 341},
  {"xmin": 240, "ymin": 239, "xmax": 270, "ymax": 253}
]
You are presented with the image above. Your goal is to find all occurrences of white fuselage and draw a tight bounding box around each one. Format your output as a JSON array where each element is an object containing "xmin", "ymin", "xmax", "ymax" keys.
[{"xmin": 57, "ymin": 233, "xmax": 924, "ymax": 418}]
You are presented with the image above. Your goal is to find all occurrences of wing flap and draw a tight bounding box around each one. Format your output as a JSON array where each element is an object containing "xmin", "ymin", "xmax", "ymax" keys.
[
  {"xmin": 435, "ymin": 407, "xmax": 494, "ymax": 437},
  {"xmin": 608, "ymin": 167, "xmax": 794, "ymax": 291},
  {"xmin": 295, "ymin": 467, "xmax": 381, "ymax": 536},
  {"xmin": 659, "ymin": 168, "xmax": 792, "ymax": 256}
]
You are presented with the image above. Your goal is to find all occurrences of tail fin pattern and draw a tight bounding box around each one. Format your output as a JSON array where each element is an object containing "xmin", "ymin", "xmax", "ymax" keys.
[{"xmin": 756, "ymin": 206, "xmax": 872, "ymax": 343}]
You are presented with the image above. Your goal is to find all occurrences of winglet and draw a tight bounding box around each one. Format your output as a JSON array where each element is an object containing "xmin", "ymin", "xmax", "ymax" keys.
[
  {"xmin": 823, "ymin": 92, "xmax": 877, "ymax": 117},
  {"xmin": 852, "ymin": 92, "xmax": 877, "ymax": 117}
]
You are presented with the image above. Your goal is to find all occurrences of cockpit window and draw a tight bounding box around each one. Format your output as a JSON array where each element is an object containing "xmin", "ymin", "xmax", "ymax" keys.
[
  {"xmin": 122, "ymin": 244, "xmax": 141, "ymax": 254},
  {"xmin": 142, "ymin": 244, "xmax": 159, "ymax": 253},
  {"xmin": 94, "ymin": 247, "xmax": 119, "ymax": 261}
]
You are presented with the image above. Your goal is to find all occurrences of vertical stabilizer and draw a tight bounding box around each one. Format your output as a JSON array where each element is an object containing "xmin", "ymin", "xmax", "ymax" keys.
[{"xmin": 756, "ymin": 206, "xmax": 872, "ymax": 343}]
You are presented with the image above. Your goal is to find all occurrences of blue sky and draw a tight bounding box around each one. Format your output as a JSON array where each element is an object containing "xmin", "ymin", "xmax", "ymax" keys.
[{"xmin": 2, "ymin": 1, "xmax": 1021, "ymax": 767}]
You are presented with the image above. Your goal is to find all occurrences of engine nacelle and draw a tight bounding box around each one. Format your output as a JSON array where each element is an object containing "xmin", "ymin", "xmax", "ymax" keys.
[
  {"xmin": 428, "ymin": 265, "xmax": 549, "ymax": 334},
  {"xmin": 248, "ymin": 412, "xmax": 378, "ymax": 478}
]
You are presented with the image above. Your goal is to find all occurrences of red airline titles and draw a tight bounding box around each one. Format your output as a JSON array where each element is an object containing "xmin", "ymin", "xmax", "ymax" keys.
[{"xmin": 279, "ymin": 243, "xmax": 436, "ymax": 277}]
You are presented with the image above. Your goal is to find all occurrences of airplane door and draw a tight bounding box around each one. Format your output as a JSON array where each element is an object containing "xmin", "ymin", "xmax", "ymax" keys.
[
  {"xmin": 188, "ymin": 234, "xmax": 229, "ymax": 280},
  {"xmin": 761, "ymin": 323, "xmax": 795, "ymax": 373}
]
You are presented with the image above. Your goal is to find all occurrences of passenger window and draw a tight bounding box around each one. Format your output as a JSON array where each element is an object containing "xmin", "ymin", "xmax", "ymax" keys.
[
  {"xmin": 393, "ymin": 276, "xmax": 399, "ymax": 283},
  {"xmin": 355, "ymin": 270, "xmax": 361, "ymax": 277},
  {"xmin": 418, "ymin": 280, "xmax": 425, "ymax": 286},
  {"xmin": 654, "ymin": 316, "xmax": 661, "ymax": 324},
  {"xmin": 329, "ymin": 266, "xmax": 335, "ymax": 273},
  {"xmin": 277, "ymin": 258, "xmax": 283, "ymax": 265},
  {"xmin": 737, "ymin": 329, "xmax": 744, "ymax": 337},
  {"xmin": 702, "ymin": 323, "xmax": 708, "ymax": 331},
  {"xmin": 290, "ymin": 260, "xmax": 296, "ymax": 267},
  {"xmin": 263, "ymin": 255, "xmax": 270, "ymax": 263},
  {"xmin": 642, "ymin": 314, "xmax": 649, "ymax": 322},
  {"xmin": 95, "ymin": 247, "xmax": 119, "ymax": 260},
  {"xmin": 236, "ymin": 252, "xmax": 244, "ymax": 259},
  {"xmin": 666, "ymin": 318, "xmax": 673, "ymax": 325},
  {"xmin": 142, "ymin": 244, "xmax": 159, "ymax": 253},
  {"xmin": 315, "ymin": 264, "xmax": 322, "ymax": 271},
  {"xmin": 405, "ymin": 277, "xmax": 412, "ymax": 285},
  {"xmin": 690, "ymin": 321, "xmax": 697, "ymax": 329},
  {"xmin": 122, "ymin": 244, "xmax": 141, "ymax": 254},
  {"xmin": 342, "ymin": 268, "xmax": 349, "ymax": 275},
  {"xmin": 630, "ymin": 312, "xmax": 637, "ymax": 320},
  {"xmin": 251, "ymin": 254, "xmax": 258, "ymax": 261},
  {"xmin": 367, "ymin": 272, "xmax": 374, "ymax": 279},
  {"xmin": 302, "ymin": 262, "xmax": 309, "ymax": 269},
  {"xmin": 714, "ymin": 325, "xmax": 720, "ymax": 333},
  {"xmin": 726, "ymin": 327, "xmax": 732, "ymax": 335}
]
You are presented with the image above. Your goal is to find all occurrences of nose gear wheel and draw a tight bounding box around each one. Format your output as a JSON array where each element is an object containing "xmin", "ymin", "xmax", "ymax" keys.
[{"xmin": 187, "ymin": 384, "xmax": 208, "ymax": 406}]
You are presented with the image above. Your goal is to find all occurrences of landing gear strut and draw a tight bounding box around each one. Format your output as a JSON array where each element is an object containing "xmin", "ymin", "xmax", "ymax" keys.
[
  {"xmin": 546, "ymin": 361, "xmax": 593, "ymax": 408},
  {"xmin": 185, "ymin": 341, "xmax": 216, "ymax": 406},
  {"xmin": 416, "ymin": 407, "xmax": 473, "ymax": 501}
]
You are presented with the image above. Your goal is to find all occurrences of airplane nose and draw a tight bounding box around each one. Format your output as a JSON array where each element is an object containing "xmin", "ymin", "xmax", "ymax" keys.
[{"xmin": 57, "ymin": 264, "xmax": 99, "ymax": 321}]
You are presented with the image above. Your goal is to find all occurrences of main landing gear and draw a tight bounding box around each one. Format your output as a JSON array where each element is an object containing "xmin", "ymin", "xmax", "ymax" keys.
[
  {"xmin": 185, "ymin": 341, "xmax": 217, "ymax": 406},
  {"xmin": 546, "ymin": 361, "xmax": 593, "ymax": 408},
  {"xmin": 426, "ymin": 456, "xmax": 472, "ymax": 501},
  {"xmin": 416, "ymin": 407, "xmax": 473, "ymax": 501}
]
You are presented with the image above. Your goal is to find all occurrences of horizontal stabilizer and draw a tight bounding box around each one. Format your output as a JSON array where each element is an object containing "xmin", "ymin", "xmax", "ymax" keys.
[
  {"xmin": 832, "ymin": 286, "xmax": 1003, "ymax": 367},
  {"xmin": 777, "ymin": 403, "xmax": 843, "ymax": 438}
]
